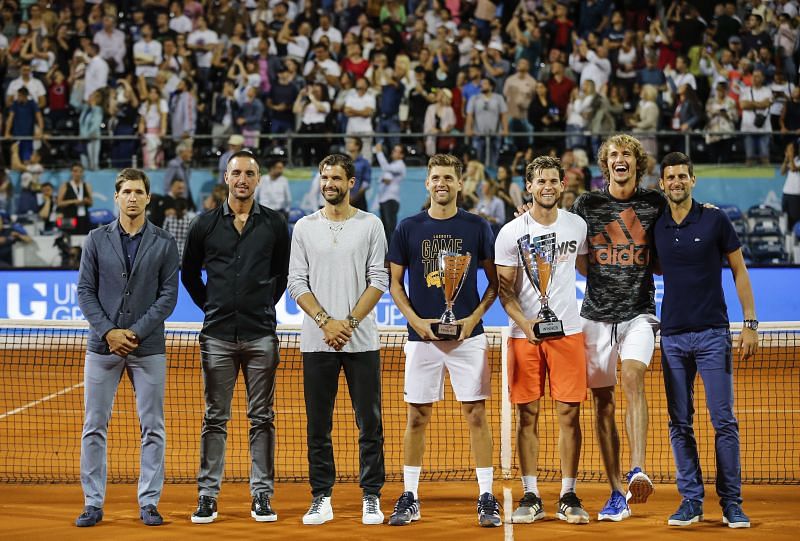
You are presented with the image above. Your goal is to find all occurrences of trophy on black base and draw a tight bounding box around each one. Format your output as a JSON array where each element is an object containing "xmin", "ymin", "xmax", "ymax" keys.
[
  {"xmin": 517, "ymin": 232, "xmax": 565, "ymax": 340},
  {"xmin": 431, "ymin": 250, "xmax": 472, "ymax": 340}
]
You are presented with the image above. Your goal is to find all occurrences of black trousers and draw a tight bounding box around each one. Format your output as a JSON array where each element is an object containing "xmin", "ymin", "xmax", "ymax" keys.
[
  {"xmin": 380, "ymin": 199, "xmax": 399, "ymax": 246},
  {"xmin": 303, "ymin": 350, "xmax": 384, "ymax": 498}
]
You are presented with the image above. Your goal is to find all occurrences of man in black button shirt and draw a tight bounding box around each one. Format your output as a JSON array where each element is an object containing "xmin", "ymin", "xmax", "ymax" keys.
[{"xmin": 182, "ymin": 150, "xmax": 290, "ymax": 524}]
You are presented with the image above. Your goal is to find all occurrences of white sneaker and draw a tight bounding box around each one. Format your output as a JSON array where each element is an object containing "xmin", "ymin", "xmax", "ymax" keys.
[
  {"xmin": 303, "ymin": 495, "xmax": 333, "ymax": 525},
  {"xmin": 362, "ymin": 494, "xmax": 384, "ymax": 525}
]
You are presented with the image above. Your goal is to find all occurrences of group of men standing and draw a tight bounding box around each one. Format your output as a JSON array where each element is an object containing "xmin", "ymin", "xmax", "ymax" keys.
[{"xmin": 74, "ymin": 132, "xmax": 757, "ymax": 530}]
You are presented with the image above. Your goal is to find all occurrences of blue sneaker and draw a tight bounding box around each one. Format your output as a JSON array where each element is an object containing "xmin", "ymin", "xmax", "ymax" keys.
[
  {"xmin": 75, "ymin": 505, "xmax": 103, "ymax": 527},
  {"xmin": 667, "ymin": 499, "xmax": 703, "ymax": 526},
  {"xmin": 625, "ymin": 467, "xmax": 654, "ymax": 504},
  {"xmin": 597, "ymin": 491, "xmax": 631, "ymax": 522},
  {"xmin": 722, "ymin": 503, "xmax": 750, "ymax": 528},
  {"xmin": 140, "ymin": 504, "xmax": 163, "ymax": 526}
]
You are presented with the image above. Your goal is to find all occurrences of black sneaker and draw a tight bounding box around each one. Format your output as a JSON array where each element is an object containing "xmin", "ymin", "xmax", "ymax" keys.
[
  {"xmin": 477, "ymin": 492, "xmax": 502, "ymax": 527},
  {"xmin": 388, "ymin": 491, "xmax": 421, "ymax": 526},
  {"xmin": 191, "ymin": 495, "xmax": 218, "ymax": 524},
  {"xmin": 251, "ymin": 492, "xmax": 277, "ymax": 522},
  {"xmin": 511, "ymin": 492, "xmax": 545, "ymax": 523},
  {"xmin": 557, "ymin": 492, "xmax": 590, "ymax": 524},
  {"xmin": 75, "ymin": 505, "xmax": 103, "ymax": 527},
  {"xmin": 140, "ymin": 504, "xmax": 163, "ymax": 526}
]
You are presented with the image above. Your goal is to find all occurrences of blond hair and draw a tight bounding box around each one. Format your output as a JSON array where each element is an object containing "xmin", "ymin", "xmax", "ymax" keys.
[{"xmin": 597, "ymin": 134, "xmax": 649, "ymax": 185}]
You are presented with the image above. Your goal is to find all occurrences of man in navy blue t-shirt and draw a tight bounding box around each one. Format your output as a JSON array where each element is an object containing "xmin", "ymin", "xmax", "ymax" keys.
[
  {"xmin": 386, "ymin": 154, "xmax": 501, "ymax": 528},
  {"xmin": 654, "ymin": 152, "xmax": 758, "ymax": 529}
]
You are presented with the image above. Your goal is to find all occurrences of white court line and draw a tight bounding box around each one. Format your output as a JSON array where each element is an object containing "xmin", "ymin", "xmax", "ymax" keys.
[
  {"xmin": 0, "ymin": 381, "xmax": 84, "ymax": 420},
  {"xmin": 503, "ymin": 486, "xmax": 514, "ymax": 541}
]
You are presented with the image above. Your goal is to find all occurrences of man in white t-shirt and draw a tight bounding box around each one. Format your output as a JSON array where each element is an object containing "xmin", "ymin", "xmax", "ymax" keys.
[
  {"xmin": 311, "ymin": 14, "xmax": 343, "ymax": 56},
  {"xmin": 5, "ymin": 63, "xmax": 46, "ymax": 108},
  {"xmin": 303, "ymin": 43, "xmax": 342, "ymax": 95},
  {"xmin": 255, "ymin": 158, "xmax": 292, "ymax": 217},
  {"xmin": 94, "ymin": 14, "xmax": 127, "ymax": 74},
  {"xmin": 187, "ymin": 16, "xmax": 219, "ymax": 91},
  {"xmin": 739, "ymin": 69, "xmax": 774, "ymax": 165},
  {"xmin": 345, "ymin": 78, "xmax": 376, "ymax": 160},
  {"xmin": 133, "ymin": 24, "xmax": 163, "ymax": 81},
  {"xmin": 495, "ymin": 155, "xmax": 591, "ymax": 525}
]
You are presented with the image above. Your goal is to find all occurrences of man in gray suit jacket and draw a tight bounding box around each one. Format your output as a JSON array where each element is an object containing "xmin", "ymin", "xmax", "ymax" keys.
[{"xmin": 76, "ymin": 168, "xmax": 179, "ymax": 527}]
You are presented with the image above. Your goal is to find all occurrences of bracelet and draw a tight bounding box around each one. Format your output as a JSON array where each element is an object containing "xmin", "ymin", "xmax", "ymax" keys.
[{"xmin": 314, "ymin": 310, "xmax": 331, "ymax": 328}]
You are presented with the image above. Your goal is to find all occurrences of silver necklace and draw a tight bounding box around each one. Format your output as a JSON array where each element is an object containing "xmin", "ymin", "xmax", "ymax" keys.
[{"xmin": 321, "ymin": 208, "xmax": 354, "ymax": 245}]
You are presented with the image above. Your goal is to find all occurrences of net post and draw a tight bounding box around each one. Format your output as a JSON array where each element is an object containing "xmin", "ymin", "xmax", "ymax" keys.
[{"xmin": 500, "ymin": 325, "xmax": 512, "ymax": 480}]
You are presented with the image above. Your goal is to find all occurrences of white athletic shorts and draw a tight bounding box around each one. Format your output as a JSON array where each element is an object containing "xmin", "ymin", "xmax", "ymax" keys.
[
  {"xmin": 582, "ymin": 314, "xmax": 659, "ymax": 389},
  {"xmin": 403, "ymin": 334, "xmax": 490, "ymax": 403}
]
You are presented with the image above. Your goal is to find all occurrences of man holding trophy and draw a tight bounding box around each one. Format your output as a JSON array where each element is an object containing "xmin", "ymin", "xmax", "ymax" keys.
[
  {"xmin": 387, "ymin": 154, "xmax": 501, "ymax": 527},
  {"xmin": 495, "ymin": 156, "xmax": 591, "ymax": 524}
]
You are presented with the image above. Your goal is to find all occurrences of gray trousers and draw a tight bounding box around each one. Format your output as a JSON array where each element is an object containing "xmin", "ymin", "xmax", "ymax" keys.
[
  {"xmin": 80, "ymin": 351, "xmax": 166, "ymax": 508},
  {"xmin": 197, "ymin": 333, "xmax": 280, "ymax": 498}
]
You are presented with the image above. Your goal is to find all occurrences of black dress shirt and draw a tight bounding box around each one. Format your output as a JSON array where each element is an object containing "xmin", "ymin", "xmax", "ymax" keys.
[
  {"xmin": 181, "ymin": 199, "xmax": 290, "ymax": 342},
  {"xmin": 119, "ymin": 221, "xmax": 146, "ymax": 273}
]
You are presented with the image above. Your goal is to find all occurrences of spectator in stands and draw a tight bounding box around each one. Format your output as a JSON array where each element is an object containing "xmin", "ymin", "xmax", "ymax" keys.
[
  {"xmin": 203, "ymin": 183, "xmax": 228, "ymax": 212},
  {"xmin": 741, "ymin": 13, "xmax": 771, "ymax": 56},
  {"xmin": 94, "ymin": 14, "xmax": 126, "ymax": 74},
  {"xmin": 344, "ymin": 77, "xmax": 376, "ymax": 160},
  {"xmin": 560, "ymin": 189, "xmax": 578, "ymax": 210},
  {"xmin": 37, "ymin": 181, "xmax": 57, "ymax": 233},
  {"xmin": 528, "ymin": 81, "xmax": 560, "ymax": 149},
  {"xmin": 57, "ymin": 163, "xmax": 93, "ymax": 235},
  {"xmin": 237, "ymin": 85, "xmax": 265, "ymax": 149},
  {"xmin": 423, "ymin": 87, "xmax": 456, "ymax": 157},
  {"xmin": 5, "ymin": 62, "xmax": 46, "ymax": 108},
  {"xmin": 0, "ymin": 169, "xmax": 12, "ymax": 213},
  {"xmin": 312, "ymin": 13, "xmax": 343, "ymax": 56},
  {"xmin": 79, "ymin": 90, "xmax": 104, "ymax": 170},
  {"xmin": 5, "ymin": 87, "xmax": 43, "ymax": 163},
  {"xmin": 0, "ymin": 210, "xmax": 33, "ymax": 267},
  {"xmin": 133, "ymin": 23, "xmax": 162, "ymax": 84},
  {"xmin": 163, "ymin": 198, "xmax": 192, "ymax": 259},
  {"xmin": 494, "ymin": 164, "xmax": 522, "ymax": 223},
  {"xmin": 218, "ymin": 134, "xmax": 244, "ymax": 184},
  {"xmin": 570, "ymin": 40, "xmax": 612, "ymax": 92},
  {"xmin": 255, "ymin": 158, "xmax": 292, "ymax": 219},
  {"xmin": 83, "ymin": 42, "xmax": 109, "ymax": 103},
  {"xmin": 461, "ymin": 158, "xmax": 486, "ymax": 211},
  {"xmin": 705, "ymin": 80, "xmax": 739, "ymax": 164},
  {"xmin": 294, "ymin": 82, "xmax": 330, "ymax": 166},
  {"xmin": 187, "ymin": 16, "xmax": 219, "ymax": 93},
  {"xmin": 669, "ymin": 84, "xmax": 703, "ymax": 153},
  {"xmin": 781, "ymin": 85, "xmax": 800, "ymax": 134},
  {"xmin": 170, "ymin": 77, "xmax": 197, "ymax": 142},
  {"xmin": 343, "ymin": 137, "xmax": 369, "ymax": 212},
  {"xmin": 740, "ymin": 69, "xmax": 773, "ymax": 166},
  {"xmin": 462, "ymin": 62, "xmax": 483, "ymax": 107},
  {"xmin": 564, "ymin": 82, "xmax": 594, "ymax": 153},
  {"xmin": 503, "ymin": 58, "xmax": 536, "ymax": 152},
  {"xmin": 151, "ymin": 177, "xmax": 196, "ymax": 228},
  {"xmin": 375, "ymin": 142, "xmax": 405, "ymax": 244},
  {"xmin": 376, "ymin": 69, "xmax": 405, "ymax": 148},
  {"xmin": 341, "ymin": 41, "xmax": 369, "ymax": 80},
  {"xmin": 627, "ymin": 84, "xmax": 660, "ymax": 158},
  {"xmin": 482, "ymin": 40, "xmax": 511, "ymax": 92},
  {"xmin": 304, "ymin": 42, "xmax": 342, "ymax": 94},
  {"xmin": 782, "ymin": 138, "xmax": 800, "ymax": 231},
  {"xmin": 465, "ymin": 77, "xmax": 508, "ymax": 168},
  {"xmin": 473, "ymin": 179, "xmax": 505, "ymax": 235},
  {"xmin": 163, "ymin": 141, "xmax": 195, "ymax": 206},
  {"xmin": 138, "ymin": 85, "xmax": 168, "ymax": 170},
  {"xmin": 210, "ymin": 79, "xmax": 239, "ymax": 150}
]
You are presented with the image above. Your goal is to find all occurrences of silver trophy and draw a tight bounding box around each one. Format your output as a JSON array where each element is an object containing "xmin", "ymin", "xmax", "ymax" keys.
[
  {"xmin": 431, "ymin": 250, "xmax": 472, "ymax": 339},
  {"xmin": 517, "ymin": 232, "xmax": 565, "ymax": 340}
]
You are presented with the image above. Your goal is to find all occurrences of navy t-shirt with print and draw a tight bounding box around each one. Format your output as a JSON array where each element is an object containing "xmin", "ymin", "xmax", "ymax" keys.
[{"xmin": 388, "ymin": 209, "xmax": 495, "ymax": 341}]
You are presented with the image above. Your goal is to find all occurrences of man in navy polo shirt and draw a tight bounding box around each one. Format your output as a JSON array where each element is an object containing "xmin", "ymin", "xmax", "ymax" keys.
[{"xmin": 654, "ymin": 152, "xmax": 758, "ymax": 529}]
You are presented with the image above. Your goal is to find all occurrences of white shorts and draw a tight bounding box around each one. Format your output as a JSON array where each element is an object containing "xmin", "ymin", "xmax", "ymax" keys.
[
  {"xmin": 582, "ymin": 314, "xmax": 659, "ymax": 389},
  {"xmin": 403, "ymin": 334, "xmax": 490, "ymax": 403}
]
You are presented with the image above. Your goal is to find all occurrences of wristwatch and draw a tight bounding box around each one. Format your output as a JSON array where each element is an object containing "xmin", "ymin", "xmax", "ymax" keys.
[
  {"xmin": 347, "ymin": 315, "xmax": 360, "ymax": 329},
  {"xmin": 743, "ymin": 319, "xmax": 759, "ymax": 331}
]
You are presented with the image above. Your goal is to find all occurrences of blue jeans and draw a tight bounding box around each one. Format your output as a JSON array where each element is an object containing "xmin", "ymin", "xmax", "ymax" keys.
[
  {"xmin": 81, "ymin": 352, "xmax": 166, "ymax": 508},
  {"xmin": 376, "ymin": 114, "xmax": 401, "ymax": 147},
  {"xmin": 661, "ymin": 327, "xmax": 742, "ymax": 508},
  {"xmin": 743, "ymin": 134, "xmax": 770, "ymax": 161},
  {"xmin": 472, "ymin": 136, "xmax": 501, "ymax": 168}
]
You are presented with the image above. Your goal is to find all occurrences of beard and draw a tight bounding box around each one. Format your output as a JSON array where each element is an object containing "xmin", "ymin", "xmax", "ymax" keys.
[
  {"xmin": 666, "ymin": 189, "xmax": 690, "ymax": 205},
  {"xmin": 322, "ymin": 187, "xmax": 347, "ymax": 205},
  {"xmin": 534, "ymin": 192, "xmax": 561, "ymax": 209}
]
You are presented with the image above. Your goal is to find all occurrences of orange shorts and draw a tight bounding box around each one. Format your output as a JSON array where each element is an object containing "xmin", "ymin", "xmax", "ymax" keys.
[{"xmin": 508, "ymin": 333, "xmax": 588, "ymax": 404}]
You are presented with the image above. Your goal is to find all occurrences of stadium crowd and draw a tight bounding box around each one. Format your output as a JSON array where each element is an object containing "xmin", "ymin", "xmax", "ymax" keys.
[{"xmin": 2, "ymin": 0, "xmax": 800, "ymax": 264}]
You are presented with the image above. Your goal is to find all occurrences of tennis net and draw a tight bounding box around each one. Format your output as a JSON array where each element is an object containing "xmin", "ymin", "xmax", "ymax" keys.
[{"xmin": 0, "ymin": 320, "xmax": 798, "ymax": 484}]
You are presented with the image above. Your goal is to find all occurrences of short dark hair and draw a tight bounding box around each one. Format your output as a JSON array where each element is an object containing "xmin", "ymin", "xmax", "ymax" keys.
[
  {"xmin": 525, "ymin": 156, "xmax": 564, "ymax": 185},
  {"xmin": 427, "ymin": 154, "xmax": 463, "ymax": 179},
  {"xmin": 319, "ymin": 153, "xmax": 355, "ymax": 180},
  {"xmin": 227, "ymin": 150, "xmax": 261, "ymax": 171},
  {"xmin": 660, "ymin": 152, "xmax": 694, "ymax": 178},
  {"xmin": 115, "ymin": 168, "xmax": 151, "ymax": 194},
  {"xmin": 348, "ymin": 137, "xmax": 364, "ymax": 151}
]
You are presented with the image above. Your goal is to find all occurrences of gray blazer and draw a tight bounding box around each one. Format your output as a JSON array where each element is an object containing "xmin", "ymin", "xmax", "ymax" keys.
[{"xmin": 77, "ymin": 220, "xmax": 179, "ymax": 356}]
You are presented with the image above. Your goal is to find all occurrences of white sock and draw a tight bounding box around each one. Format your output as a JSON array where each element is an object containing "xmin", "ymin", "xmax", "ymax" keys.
[
  {"xmin": 561, "ymin": 477, "xmax": 577, "ymax": 497},
  {"xmin": 476, "ymin": 467, "xmax": 494, "ymax": 495},
  {"xmin": 522, "ymin": 475, "xmax": 539, "ymax": 497},
  {"xmin": 404, "ymin": 465, "xmax": 421, "ymax": 499}
]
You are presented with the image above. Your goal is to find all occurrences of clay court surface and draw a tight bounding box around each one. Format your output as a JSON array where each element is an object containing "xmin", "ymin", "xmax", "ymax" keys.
[
  {"xmin": 1, "ymin": 325, "xmax": 798, "ymax": 539},
  {"xmin": 1, "ymin": 482, "xmax": 797, "ymax": 540}
]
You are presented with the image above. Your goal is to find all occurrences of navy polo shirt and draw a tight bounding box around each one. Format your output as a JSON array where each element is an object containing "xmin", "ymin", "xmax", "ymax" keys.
[
  {"xmin": 119, "ymin": 221, "xmax": 147, "ymax": 274},
  {"xmin": 654, "ymin": 200, "xmax": 741, "ymax": 336}
]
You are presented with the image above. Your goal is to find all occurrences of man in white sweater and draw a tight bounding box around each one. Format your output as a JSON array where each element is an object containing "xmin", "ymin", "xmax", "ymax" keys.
[{"xmin": 287, "ymin": 153, "xmax": 389, "ymax": 527}]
